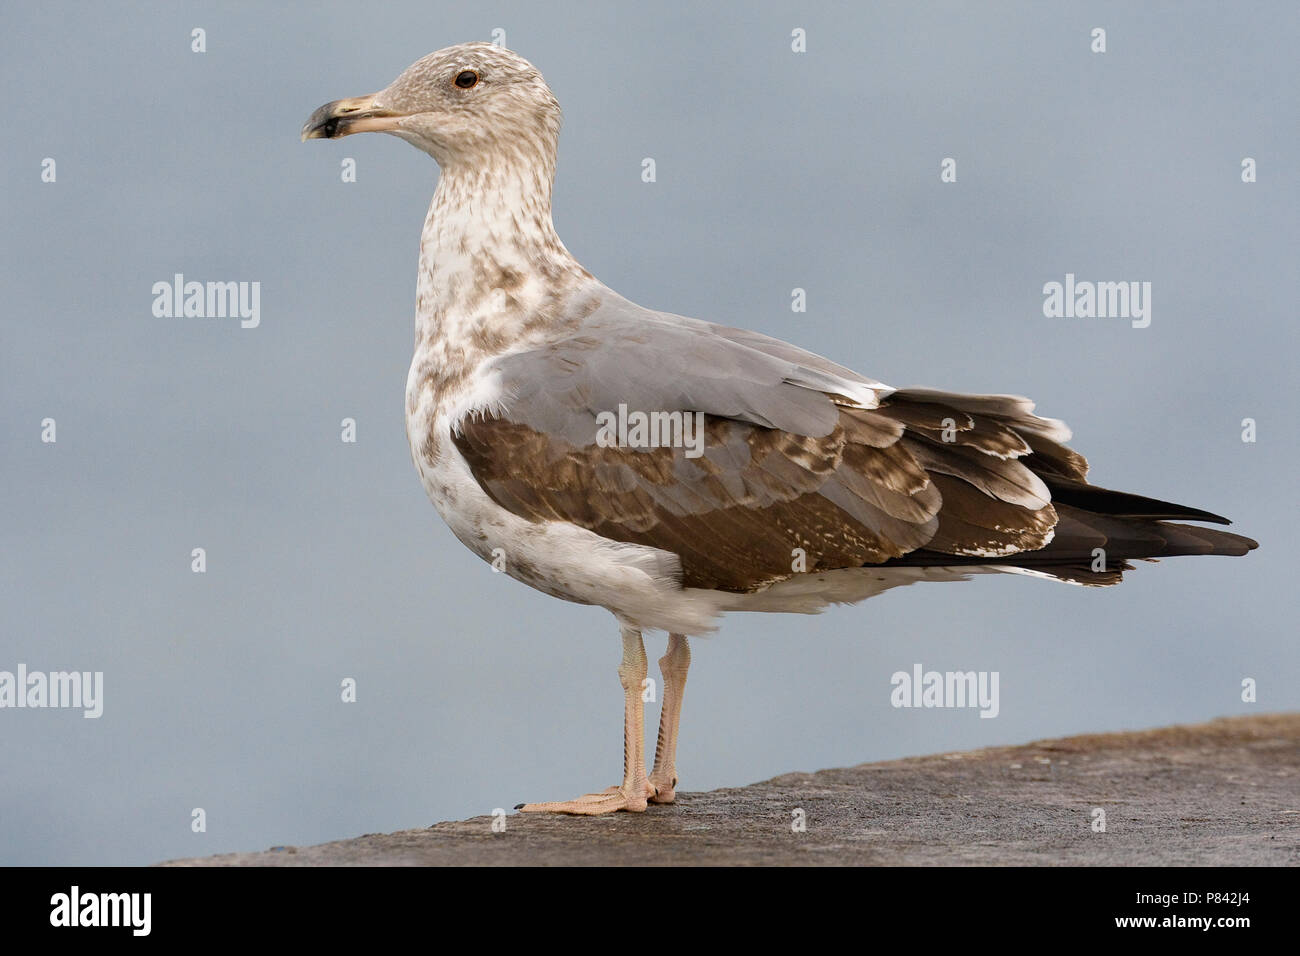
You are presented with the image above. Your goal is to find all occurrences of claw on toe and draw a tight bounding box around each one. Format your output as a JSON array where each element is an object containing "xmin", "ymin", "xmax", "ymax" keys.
[
  {"xmin": 647, "ymin": 774, "xmax": 677, "ymax": 804},
  {"xmin": 517, "ymin": 784, "xmax": 650, "ymax": 815}
]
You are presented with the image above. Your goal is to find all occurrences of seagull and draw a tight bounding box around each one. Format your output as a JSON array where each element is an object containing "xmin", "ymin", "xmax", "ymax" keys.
[{"xmin": 303, "ymin": 42, "xmax": 1258, "ymax": 815}]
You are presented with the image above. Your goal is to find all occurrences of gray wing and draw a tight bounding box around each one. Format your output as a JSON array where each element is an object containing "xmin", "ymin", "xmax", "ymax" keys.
[
  {"xmin": 452, "ymin": 296, "xmax": 1181, "ymax": 592},
  {"xmin": 486, "ymin": 293, "xmax": 891, "ymax": 446}
]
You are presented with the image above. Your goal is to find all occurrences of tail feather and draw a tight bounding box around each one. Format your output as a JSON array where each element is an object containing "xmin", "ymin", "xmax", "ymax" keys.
[
  {"xmin": 1041, "ymin": 475, "xmax": 1232, "ymax": 525},
  {"xmin": 873, "ymin": 387, "xmax": 1257, "ymax": 587}
]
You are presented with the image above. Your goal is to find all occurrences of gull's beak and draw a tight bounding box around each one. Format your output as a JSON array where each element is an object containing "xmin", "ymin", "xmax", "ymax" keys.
[{"xmin": 301, "ymin": 94, "xmax": 403, "ymax": 141}]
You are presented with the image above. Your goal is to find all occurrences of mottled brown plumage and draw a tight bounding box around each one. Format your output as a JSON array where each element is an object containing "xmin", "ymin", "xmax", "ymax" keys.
[{"xmin": 454, "ymin": 389, "xmax": 1256, "ymax": 594}]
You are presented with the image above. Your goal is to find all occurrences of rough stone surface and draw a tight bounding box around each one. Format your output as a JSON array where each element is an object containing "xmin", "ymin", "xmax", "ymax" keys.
[{"xmin": 164, "ymin": 714, "xmax": 1298, "ymax": 866}]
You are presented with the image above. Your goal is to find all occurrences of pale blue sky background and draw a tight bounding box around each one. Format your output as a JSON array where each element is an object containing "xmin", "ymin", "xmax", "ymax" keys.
[{"xmin": 2, "ymin": 1, "xmax": 1296, "ymax": 865}]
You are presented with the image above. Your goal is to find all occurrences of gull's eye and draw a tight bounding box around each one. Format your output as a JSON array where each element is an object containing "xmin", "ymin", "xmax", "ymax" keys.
[{"xmin": 454, "ymin": 70, "xmax": 479, "ymax": 89}]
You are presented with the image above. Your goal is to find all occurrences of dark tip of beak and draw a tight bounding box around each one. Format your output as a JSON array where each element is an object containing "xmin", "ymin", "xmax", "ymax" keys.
[
  {"xmin": 304, "ymin": 117, "xmax": 340, "ymax": 141},
  {"xmin": 301, "ymin": 96, "xmax": 400, "ymax": 142},
  {"xmin": 301, "ymin": 101, "xmax": 345, "ymax": 141}
]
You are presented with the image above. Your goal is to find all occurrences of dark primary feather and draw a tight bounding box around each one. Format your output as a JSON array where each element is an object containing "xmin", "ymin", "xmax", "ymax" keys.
[{"xmin": 453, "ymin": 336, "xmax": 1257, "ymax": 593}]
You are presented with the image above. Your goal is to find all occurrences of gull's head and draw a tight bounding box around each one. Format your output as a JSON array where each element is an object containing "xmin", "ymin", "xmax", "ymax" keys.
[{"xmin": 301, "ymin": 42, "xmax": 561, "ymax": 169}]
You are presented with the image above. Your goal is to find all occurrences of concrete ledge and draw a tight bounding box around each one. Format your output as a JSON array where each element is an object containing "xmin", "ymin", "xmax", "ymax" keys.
[{"xmin": 163, "ymin": 713, "xmax": 1298, "ymax": 866}]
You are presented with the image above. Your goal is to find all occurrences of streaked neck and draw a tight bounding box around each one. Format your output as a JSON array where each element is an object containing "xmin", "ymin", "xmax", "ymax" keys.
[{"xmin": 415, "ymin": 160, "xmax": 587, "ymax": 346}]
